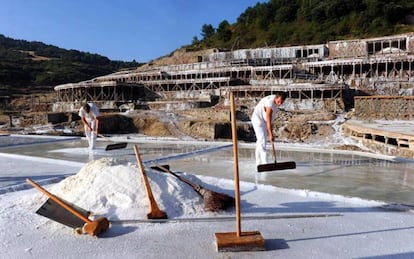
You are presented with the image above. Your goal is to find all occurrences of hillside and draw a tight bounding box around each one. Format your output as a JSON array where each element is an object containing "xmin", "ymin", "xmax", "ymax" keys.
[
  {"xmin": 1, "ymin": 0, "xmax": 414, "ymax": 108},
  {"xmin": 0, "ymin": 34, "xmax": 142, "ymax": 94},
  {"xmin": 190, "ymin": 0, "xmax": 414, "ymax": 50}
]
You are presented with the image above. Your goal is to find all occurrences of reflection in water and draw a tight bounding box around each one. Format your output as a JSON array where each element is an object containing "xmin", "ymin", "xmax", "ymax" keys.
[
  {"xmin": 1, "ymin": 137, "xmax": 414, "ymax": 206},
  {"xmin": 88, "ymin": 149, "xmax": 95, "ymax": 161}
]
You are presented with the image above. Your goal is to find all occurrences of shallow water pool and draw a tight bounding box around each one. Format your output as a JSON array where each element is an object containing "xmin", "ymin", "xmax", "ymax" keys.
[{"xmin": 1, "ymin": 135, "xmax": 413, "ymax": 206}]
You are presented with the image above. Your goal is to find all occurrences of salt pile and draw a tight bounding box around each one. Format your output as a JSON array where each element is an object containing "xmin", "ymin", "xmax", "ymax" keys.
[{"xmin": 43, "ymin": 158, "xmax": 207, "ymax": 221}]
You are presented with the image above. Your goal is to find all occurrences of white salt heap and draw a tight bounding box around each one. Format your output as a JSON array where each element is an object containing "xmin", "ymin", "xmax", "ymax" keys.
[{"xmin": 45, "ymin": 158, "xmax": 206, "ymax": 221}]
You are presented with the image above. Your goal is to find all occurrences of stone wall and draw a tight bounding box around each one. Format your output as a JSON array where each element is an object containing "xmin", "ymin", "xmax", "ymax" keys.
[{"xmin": 354, "ymin": 96, "xmax": 414, "ymax": 120}]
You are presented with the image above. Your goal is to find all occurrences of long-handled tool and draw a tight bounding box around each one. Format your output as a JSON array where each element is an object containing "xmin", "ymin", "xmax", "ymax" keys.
[
  {"xmin": 98, "ymin": 134, "xmax": 128, "ymax": 151},
  {"xmin": 26, "ymin": 178, "xmax": 109, "ymax": 236},
  {"xmin": 154, "ymin": 163, "xmax": 235, "ymax": 212},
  {"xmin": 215, "ymin": 91, "xmax": 265, "ymax": 252},
  {"xmin": 257, "ymin": 141, "xmax": 296, "ymax": 172},
  {"xmin": 133, "ymin": 145, "xmax": 168, "ymax": 219}
]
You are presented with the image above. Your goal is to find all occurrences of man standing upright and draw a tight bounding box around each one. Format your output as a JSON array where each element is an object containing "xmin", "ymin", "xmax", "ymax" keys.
[
  {"xmin": 79, "ymin": 102, "xmax": 99, "ymax": 150},
  {"xmin": 251, "ymin": 92, "xmax": 286, "ymax": 169}
]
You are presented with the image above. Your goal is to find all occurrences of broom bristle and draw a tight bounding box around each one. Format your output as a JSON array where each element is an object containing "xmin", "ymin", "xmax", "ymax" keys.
[
  {"xmin": 198, "ymin": 188, "xmax": 235, "ymax": 212},
  {"xmin": 154, "ymin": 164, "xmax": 235, "ymax": 212}
]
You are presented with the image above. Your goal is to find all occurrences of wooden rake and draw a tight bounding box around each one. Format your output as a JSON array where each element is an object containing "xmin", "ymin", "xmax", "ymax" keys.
[
  {"xmin": 133, "ymin": 145, "xmax": 168, "ymax": 219},
  {"xmin": 257, "ymin": 141, "xmax": 296, "ymax": 172},
  {"xmin": 98, "ymin": 134, "xmax": 128, "ymax": 151}
]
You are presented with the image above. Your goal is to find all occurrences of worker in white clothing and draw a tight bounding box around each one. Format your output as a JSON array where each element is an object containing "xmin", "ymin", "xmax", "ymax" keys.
[
  {"xmin": 78, "ymin": 103, "xmax": 99, "ymax": 150},
  {"xmin": 251, "ymin": 92, "xmax": 287, "ymax": 168}
]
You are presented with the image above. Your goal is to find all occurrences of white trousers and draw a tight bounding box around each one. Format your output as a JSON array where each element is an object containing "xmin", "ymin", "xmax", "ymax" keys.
[
  {"xmin": 252, "ymin": 116, "xmax": 268, "ymax": 166},
  {"xmin": 84, "ymin": 120, "xmax": 97, "ymax": 150}
]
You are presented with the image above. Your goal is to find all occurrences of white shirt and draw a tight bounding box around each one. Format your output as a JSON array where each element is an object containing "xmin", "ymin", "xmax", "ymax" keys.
[
  {"xmin": 78, "ymin": 103, "xmax": 99, "ymax": 122},
  {"xmin": 252, "ymin": 95, "xmax": 278, "ymax": 123}
]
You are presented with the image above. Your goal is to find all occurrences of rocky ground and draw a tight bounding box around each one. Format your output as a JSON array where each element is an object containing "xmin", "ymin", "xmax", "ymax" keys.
[{"xmin": 0, "ymin": 101, "xmax": 362, "ymax": 152}]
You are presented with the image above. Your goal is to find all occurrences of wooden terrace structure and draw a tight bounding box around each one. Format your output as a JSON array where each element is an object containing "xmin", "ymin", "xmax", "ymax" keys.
[{"xmin": 54, "ymin": 33, "xmax": 414, "ymax": 112}]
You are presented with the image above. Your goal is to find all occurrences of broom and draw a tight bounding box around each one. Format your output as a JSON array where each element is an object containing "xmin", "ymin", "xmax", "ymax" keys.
[{"xmin": 154, "ymin": 164, "xmax": 235, "ymax": 212}]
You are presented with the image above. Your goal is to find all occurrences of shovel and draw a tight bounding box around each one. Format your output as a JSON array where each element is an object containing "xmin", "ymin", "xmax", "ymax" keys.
[
  {"xmin": 26, "ymin": 178, "xmax": 110, "ymax": 236},
  {"xmin": 98, "ymin": 134, "xmax": 128, "ymax": 151},
  {"xmin": 257, "ymin": 141, "xmax": 296, "ymax": 172}
]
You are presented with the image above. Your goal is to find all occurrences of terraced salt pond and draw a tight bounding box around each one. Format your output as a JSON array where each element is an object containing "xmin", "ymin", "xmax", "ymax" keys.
[{"xmin": 1, "ymin": 134, "xmax": 413, "ymax": 206}]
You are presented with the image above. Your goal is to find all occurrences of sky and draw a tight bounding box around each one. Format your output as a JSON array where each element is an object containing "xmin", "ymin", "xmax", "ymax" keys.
[{"xmin": 0, "ymin": 0, "xmax": 265, "ymax": 62}]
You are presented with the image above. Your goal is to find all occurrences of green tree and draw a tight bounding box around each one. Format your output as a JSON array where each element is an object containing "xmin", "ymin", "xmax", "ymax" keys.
[
  {"xmin": 272, "ymin": 0, "xmax": 299, "ymax": 23},
  {"xmin": 384, "ymin": 3, "xmax": 406, "ymax": 23},
  {"xmin": 201, "ymin": 24, "xmax": 215, "ymax": 40},
  {"xmin": 192, "ymin": 36, "xmax": 200, "ymax": 45},
  {"xmin": 217, "ymin": 20, "xmax": 232, "ymax": 42},
  {"xmin": 191, "ymin": 0, "xmax": 413, "ymax": 51}
]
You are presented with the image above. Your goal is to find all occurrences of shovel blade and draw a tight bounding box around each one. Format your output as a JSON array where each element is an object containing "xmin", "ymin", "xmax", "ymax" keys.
[
  {"xmin": 105, "ymin": 142, "xmax": 128, "ymax": 151},
  {"xmin": 257, "ymin": 161, "xmax": 296, "ymax": 172},
  {"xmin": 36, "ymin": 198, "xmax": 90, "ymax": 229}
]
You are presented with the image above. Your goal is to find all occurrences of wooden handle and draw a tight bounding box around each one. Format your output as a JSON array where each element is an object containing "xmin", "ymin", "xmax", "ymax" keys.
[
  {"xmin": 230, "ymin": 92, "xmax": 241, "ymax": 237},
  {"xmin": 95, "ymin": 119, "xmax": 99, "ymax": 135},
  {"xmin": 26, "ymin": 178, "xmax": 91, "ymax": 223},
  {"xmin": 133, "ymin": 145, "xmax": 163, "ymax": 214},
  {"xmin": 153, "ymin": 163, "xmax": 197, "ymax": 189},
  {"xmin": 271, "ymin": 141, "xmax": 277, "ymax": 162}
]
